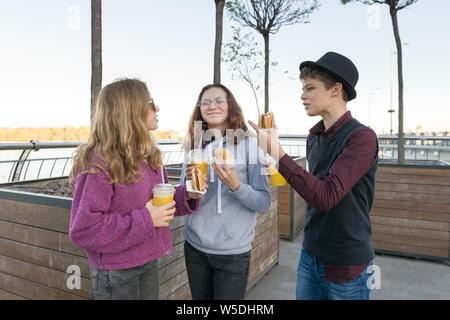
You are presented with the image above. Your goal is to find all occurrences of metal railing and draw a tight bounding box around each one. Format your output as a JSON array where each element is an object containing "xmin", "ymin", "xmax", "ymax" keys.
[
  {"xmin": 0, "ymin": 137, "xmax": 307, "ymax": 184},
  {"xmin": 279, "ymin": 134, "xmax": 450, "ymax": 162},
  {"xmin": 0, "ymin": 140, "xmax": 183, "ymax": 184},
  {"xmin": 279, "ymin": 134, "xmax": 307, "ymax": 157},
  {"xmin": 0, "ymin": 156, "xmax": 73, "ymax": 182},
  {"xmin": 2, "ymin": 134, "xmax": 448, "ymax": 184}
]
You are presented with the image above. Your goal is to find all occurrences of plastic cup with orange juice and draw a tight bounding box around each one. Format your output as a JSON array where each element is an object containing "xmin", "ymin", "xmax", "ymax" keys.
[
  {"xmin": 152, "ymin": 183, "xmax": 175, "ymax": 207},
  {"xmin": 189, "ymin": 149, "xmax": 208, "ymax": 176},
  {"xmin": 264, "ymin": 155, "xmax": 287, "ymax": 187},
  {"xmin": 269, "ymin": 167, "xmax": 288, "ymax": 187}
]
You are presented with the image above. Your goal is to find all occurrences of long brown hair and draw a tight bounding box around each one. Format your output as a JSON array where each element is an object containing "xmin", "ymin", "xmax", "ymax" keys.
[
  {"xmin": 184, "ymin": 84, "xmax": 249, "ymax": 150},
  {"xmin": 70, "ymin": 78, "xmax": 163, "ymax": 185}
]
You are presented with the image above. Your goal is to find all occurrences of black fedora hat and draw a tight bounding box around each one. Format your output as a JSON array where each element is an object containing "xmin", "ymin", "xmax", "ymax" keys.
[{"xmin": 299, "ymin": 52, "xmax": 359, "ymax": 101}]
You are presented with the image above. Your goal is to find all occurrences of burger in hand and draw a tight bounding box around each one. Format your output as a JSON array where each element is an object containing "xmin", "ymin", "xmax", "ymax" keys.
[
  {"xmin": 258, "ymin": 112, "xmax": 275, "ymax": 129},
  {"xmin": 214, "ymin": 148, "xmax": 232, "ymax": 161},
  {"xmin": 191, "ymin": 167, "xmax": 206, "ymax": 192}
]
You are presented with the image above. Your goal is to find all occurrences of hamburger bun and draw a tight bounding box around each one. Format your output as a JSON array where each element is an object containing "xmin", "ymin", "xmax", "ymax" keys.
[
  {"xmin": 191, "ymin": 167, "xmax": 206, "ymax": 192},
  {"xmin": 258, "ymin": 112, "xmax": 275, "ymax": 129},
  {"xmin": 214, "ymin": 148, "xmax": 232, "ymax": 161}
]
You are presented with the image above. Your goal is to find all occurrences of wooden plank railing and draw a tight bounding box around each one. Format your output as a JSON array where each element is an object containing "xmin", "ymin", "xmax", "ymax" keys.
[
  {"xmin": 0, "ymin": 175, "xmax": 279, "ymax": 300},
  {"xmin": 279, "ymin": 157, "xmax": 307, "ymax": 241},
  {"xmin": 372, "ymin": 164, "xmax": 450, "ymax": 261}
]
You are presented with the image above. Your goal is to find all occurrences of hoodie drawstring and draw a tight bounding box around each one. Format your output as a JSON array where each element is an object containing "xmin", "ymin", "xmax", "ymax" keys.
[
  {"xmin": 217, "ymin": 179, "xmax": 223, "ymax": 214},
  {"xmin": 180, "ymin": 152, "xmax": 187, "ymax": 184},
  {"xmin": 208, "ymin": 143, "xmax": 215, "ymax": 183},
  {"xmin": 208, "ymin": 140, "xmax": 223, "ymax": 214}
]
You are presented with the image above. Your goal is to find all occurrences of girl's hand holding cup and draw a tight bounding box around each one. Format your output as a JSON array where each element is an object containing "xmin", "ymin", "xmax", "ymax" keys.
[
  {"xmin": 147, "ymin": 184, "xmax": 176, "ymax": 227},
  {"xmin": 145, "ymin": 199, "xmax": 176, "ymax": 227}
]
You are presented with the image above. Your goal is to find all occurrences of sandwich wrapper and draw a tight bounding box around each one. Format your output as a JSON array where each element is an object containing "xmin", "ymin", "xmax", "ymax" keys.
[{"xmin": 186, "ymin": 180, "xmax": 207, "ymax": 195}]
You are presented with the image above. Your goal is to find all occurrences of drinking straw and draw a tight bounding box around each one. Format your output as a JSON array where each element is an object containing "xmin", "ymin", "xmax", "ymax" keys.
[
  {"xmin": 161, "ymin": 166, "xmax": 165, "ymax": 184},
  {"xmin": 198, "ymin": 129, "xmax": 204, "ymax": 151}
]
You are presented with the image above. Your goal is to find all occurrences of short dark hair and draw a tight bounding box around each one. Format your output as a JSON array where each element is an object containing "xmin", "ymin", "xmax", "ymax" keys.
[{"xmin": 300, "ymin": 66, "xmax": 348, "ymax": 102}]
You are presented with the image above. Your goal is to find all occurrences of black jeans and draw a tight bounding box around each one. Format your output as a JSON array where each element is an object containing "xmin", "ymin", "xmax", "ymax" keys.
[{"xmin": 184, "ymin": 241, "xmax": 251, "ymax": 300}]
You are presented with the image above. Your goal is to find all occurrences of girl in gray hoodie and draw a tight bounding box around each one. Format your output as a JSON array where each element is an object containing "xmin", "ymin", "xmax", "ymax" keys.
[{"xmin": 181, "ymin": 84, "xmax": 271, "ymax": 300}]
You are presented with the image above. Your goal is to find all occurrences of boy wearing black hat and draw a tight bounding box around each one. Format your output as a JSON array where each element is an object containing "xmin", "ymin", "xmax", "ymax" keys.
[{"xmin": 249, "ymin": 52, "xmax": 378, "ymax": 300}]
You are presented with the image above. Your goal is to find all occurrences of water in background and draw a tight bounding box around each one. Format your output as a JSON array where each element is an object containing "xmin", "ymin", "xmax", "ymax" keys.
[{"xmin": 0, "ymin": 140, "xmax": 307, "ymax": 184}]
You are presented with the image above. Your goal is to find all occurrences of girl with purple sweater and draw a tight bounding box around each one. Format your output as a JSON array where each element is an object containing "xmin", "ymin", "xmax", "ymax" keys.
[{"xmin": 69, "ymin": 79, "xmax": 202, "ymax": 300}]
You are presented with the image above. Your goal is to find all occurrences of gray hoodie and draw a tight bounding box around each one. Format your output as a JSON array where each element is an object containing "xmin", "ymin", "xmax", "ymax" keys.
[{"xmin": 180, "ymin": 135, "xmax": 271, "ymax": 255}]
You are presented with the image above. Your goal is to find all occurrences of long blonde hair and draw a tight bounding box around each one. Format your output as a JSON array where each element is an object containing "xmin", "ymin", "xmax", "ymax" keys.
[{"xmin": 70, "ymin": 78, "xmax": 162, "ymax": 185}]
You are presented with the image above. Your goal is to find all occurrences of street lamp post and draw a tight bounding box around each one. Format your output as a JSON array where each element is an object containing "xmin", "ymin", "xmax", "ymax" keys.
[
  {"xmin": 390, "ymin": 42, "xmax": 410, "ymax": 137},
  {"xmin": 388, "ymin": 108, "xmax": 395, "ymax": 135},
  {"xmin": 368, "ymin": 87, "xmax": 380, "ymax": 128}
]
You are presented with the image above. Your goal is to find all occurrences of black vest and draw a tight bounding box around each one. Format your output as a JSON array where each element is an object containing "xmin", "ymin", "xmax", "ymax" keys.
[{"xmin": 303, "ymin": 119, "xmax": 378, "ymax": 265}]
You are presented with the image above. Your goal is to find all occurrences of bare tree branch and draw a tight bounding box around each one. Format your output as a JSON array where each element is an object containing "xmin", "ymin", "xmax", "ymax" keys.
[
  {"xmin": 223, "ymin": 27, "xmax": 263, "ymax": 114},
  {"xmin": 226, "ymin": 0, "xmax": 319, "ymax": 112},
  {"xmin": 341, "ymin": 0, "xmax": 418, "ymax": 11},
  {"xmin": 396, "ymin": 0, "xmax": 418, "ymax": 11},
  {"xmin": 341, "ymin": 0, "xmax": 419, "ymax": 163}
]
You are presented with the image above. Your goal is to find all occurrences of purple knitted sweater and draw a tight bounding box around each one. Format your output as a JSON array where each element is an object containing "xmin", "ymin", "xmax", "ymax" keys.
[{"xmin": 69, "ymin": 158, "xmax": 199, "ymax": 270}]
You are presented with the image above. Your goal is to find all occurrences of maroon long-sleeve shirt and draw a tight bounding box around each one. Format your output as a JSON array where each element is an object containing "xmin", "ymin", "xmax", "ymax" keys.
[{"xmin": 278, "ymin": 111, "xmax": 378, "ymax": 282}]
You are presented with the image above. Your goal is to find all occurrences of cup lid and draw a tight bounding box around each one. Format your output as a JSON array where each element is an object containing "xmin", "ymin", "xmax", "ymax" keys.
[{"xmin": 153, "ymin": 183, "xmax": 175, "ymax": 191}]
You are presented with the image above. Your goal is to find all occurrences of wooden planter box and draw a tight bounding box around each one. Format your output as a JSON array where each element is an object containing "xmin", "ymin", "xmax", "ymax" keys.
[
  {"xmin": 248, "ymin": 187, "xmax": 279, "ymax": 289},
  {"xmin": 0, "ymin": 176, "xmax": 279, "ymax": 300},
  {"xmin": 372, "ymin": 164, "xmax": 450, "ymax": 262},
  {"xmin": 279, "ymin": 157, "xmax": 307, "ymax": 242}
]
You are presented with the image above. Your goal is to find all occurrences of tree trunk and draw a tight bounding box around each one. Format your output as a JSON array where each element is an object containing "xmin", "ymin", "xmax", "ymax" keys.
[
  {"xmin": 250, "ymin": 84, "xmax": 261, "ymax": 115},
  {"xmin": 389, "ymin": 5, "xmax": 405, "ymax": 164},
  {"xmin": 213, "ymin": 0, "xmax": 225, "ymax": 84},
  {"xmin": 91, "ymin": 0, "xmax": 102, "ymax": 120},
  {"xmin": 263, "ymin": 32, "xmax": 270, "ymax": 114}
]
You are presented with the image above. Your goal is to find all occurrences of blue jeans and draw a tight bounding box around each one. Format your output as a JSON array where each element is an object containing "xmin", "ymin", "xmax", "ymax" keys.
[{"xmin": 296, "ymin": 249, "xmax": 373, "ymax": 300}]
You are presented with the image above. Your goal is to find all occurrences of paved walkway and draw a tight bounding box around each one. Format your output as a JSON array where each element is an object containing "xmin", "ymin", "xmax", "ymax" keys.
[{"xmin": 246, "ymin": 232, "xmax": 450, "ymax": 300}]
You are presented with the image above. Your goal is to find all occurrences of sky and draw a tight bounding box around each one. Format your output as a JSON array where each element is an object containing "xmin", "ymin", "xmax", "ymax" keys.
[{"xmin": 0, "ymin": 0, "xmax": 449, "ymax": 134}]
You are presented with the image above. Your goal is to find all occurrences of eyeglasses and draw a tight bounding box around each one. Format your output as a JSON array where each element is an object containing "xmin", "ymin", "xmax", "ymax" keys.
[
  {"xmin": 149, "ymin": 99, "xmax": 157, "ymax": 112},
  {"xmin": 197, "ymin": 97, "xmax": 227, "ymax": 108}
]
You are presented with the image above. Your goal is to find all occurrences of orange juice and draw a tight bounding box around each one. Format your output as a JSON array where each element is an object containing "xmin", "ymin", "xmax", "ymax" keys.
[
  {"xmin": 269, "ymin": 168, "xmax": 287, "ymax": 187},
  {"xmin": 153, "ymin": 184, "xmax": 175, "ymax": 207},
  {"xmin": 153, "ymin": 194, "xmax": 174, "ymax": 207},
  {"xmin": 193, "ymin": 161, "xmax": 208, "ymax": 176},
  {"xmin": 190, "ymin": 149, "xmax": 208, "ymax": 176}
]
